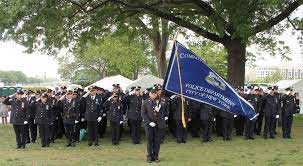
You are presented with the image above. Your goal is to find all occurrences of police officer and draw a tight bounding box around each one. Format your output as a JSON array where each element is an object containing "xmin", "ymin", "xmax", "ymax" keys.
[
  {"xmin": 27, "ymin": 91, "xmax": 40, "ymax": 143},
  {"xmin": 141, "ymin": 87, "xmax": 166, "ymax": 163},
  {"xmin": 122, "ymin": 86, "xmax": 143, "ymax": 144},
  {"xmin": 111, "ymin": 84, "xmax": 125, "ymax": 140},
  {"xmin": 103, "ymin": 93, "xmax": 124, "ymax": 145},
  {"xmin": 281, "ymin": 88, "xmax": 296, "ymax": 139},
  {"xmin": 244, "ymin": 87, "xmax": 258, "ymax": 140},
  {"xmin": 84, "ymin": 86, "xmax": 102, "ymax": 146},
  {"xmin": 234, "ymin": 87, "xmax": 245, "ymax": 136},
  {"xmin": 188, "ymin": 100, "xmax": 201, "ymax": 138},
  {"xmin": 96, "ymin": 87, "xmax": 107, "ymax": 138},
  {"xmin": 4, "ymin": 90, "xmax": 29, "ymax": 149},
  {"xmin": 46, "ymin": 89, "xmax": 57, "ymax": 143},
  {"xmin": 34, "ymin": 93, "xmax": 52, "ymax": 147},
  {"xmin": 200, "ymin": 103, "xmax": 215, "ymax": 142},
  {"xmin": 263, "ymin": 87, "xmax": 279, "ymax": 139},
  {"xmin": 255, "ymin": 88, "xmax": 265, "ymax": 135},
  {"xmin": 171, "ymin": 95, "xmax": 191, "ymax": 144},
  {"xmin": 154, "ymin": 85, "xmax": 169, "ymax": 143},
  {"xmin": 60, "ymin": 90, "xmax": 80, "ymax": 147}
]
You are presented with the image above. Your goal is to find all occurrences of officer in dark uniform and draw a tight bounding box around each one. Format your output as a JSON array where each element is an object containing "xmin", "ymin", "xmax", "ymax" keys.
[
  {"xmin": 60, "ymin": 90, "xmax": 80, "ymax": 147},
  {"xmin": 154, "ymin": 85, "xmax": 169, "ymax": 143},
  {"xmin": 281, "ymin": 87, "xmax": 296, "ymax": 138},
  {"xmin": 255, "ymin": 88, "xmax": 265, "ymax": 135},
  {"xmin": 23, "ymin": 90, "xmax": 34, "ymax": 144},
  {"xmin": 220, "ymin": 110, "xmax": 234, "ymax": 141},
  {"xmin": 171, "ymin": 95, "xmax": 191, "ymax": 143},
  {"xmin": 244, "ymin": 87, "xmax": 258, "ymax": 140},
  {"xmin": 103, "ymin": 93, "xmax": 124, "ymax": 145},
  {"xmin": 46, "ymin": 89, "xmax": 57, "ymax": 143},
  {"xmin": 188, "ymin": 100, "xmax": 201, "ymax": 138},
  {"xmin": 27, "ymin": 91, "xmax": 39, "ymax": 143},
  {"xmin": 96, "ymin": 87, "xmax": 107, "ymax": 138},
  {"xmin": 122, "ymin": 86, "xmax": 143, "ymax": 144},
  {"xmin": 4, "ymin": 90, "xmax": 29, "ymax": 149},
  {"xmin": 141, "ymin": 87, "xmax": 166, "ymax": 163},
  {"xmin": 234, "ymin": 87, "xmax": 245, "ymax": 136},
  {"xmin": 84, "ymin": 86, "xmax": 102, "ymax": 146},
  {"xmin": 200, "ymin": 103, "xmax": 215, "ymax": 142},
  {"xmin": 111, "ymin": 84, "xmax": 125, "ymax": 140},
  {"xmin": 34, "ymin": 93, "xmax": 52, "ymax": 147},
  {"xmin": 263, "ymin": 87, "xmax": 279, "ymax": 139}
]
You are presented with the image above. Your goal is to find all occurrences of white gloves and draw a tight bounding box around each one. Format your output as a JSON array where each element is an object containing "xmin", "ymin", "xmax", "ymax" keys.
[
  {"xmin": 165, "ymin": 117, "xmax": 168, "ymax": 121},
  {"xmin": 170, "ymin": 95, "xmax": 176, "ymax": 99},
  {"xmin": 214, "ymin": 118, "xmax": 216, "ymax": 122},
  {"xmin": 129, "ymin": 90, "xmax": 135, "ymax": 95},
  {"xmin": 81, "ymin": 118, "xmax": 85, "ymax": 122},
  {"xmin": 75, "ymin": 120, "xmax": 79, "ymax": 124},
  {"xmin": 107, "ymin": 96, "xmax": 113, "ymax": 101},
  {"xmin": 233, "ymin": 115, "xmax": 238, "ymax": 118},
  {"xmin": 102, "ymin": 113, "xmax": 107, "ymax": 117},
  {"xmin": 155, "ymin": 105, "xmax": 161, "ymax": 112},
  {"xmin": 149, "ymin": 122, "xmax": 156, "ymax": 127},
  {"xmin": 97, "ymin": 117, "xmax": 102, "ymax": 122},
  {"xmin": 24, "ymin": 121, "xmax": 28, "ymax": 125},
  {"xmin": 276, "ymin": 115, "xmax": 280, "ymax": 119},
  {"xmin": 120, "ymin": 121, "xmax": 123, "ymax": 124},
  {"xmin": 34, "ymin": 119, "xmax": 36, "ymax": 124}
]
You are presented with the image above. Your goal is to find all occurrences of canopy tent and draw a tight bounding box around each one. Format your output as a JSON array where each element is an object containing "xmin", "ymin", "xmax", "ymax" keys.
[
  {"xmin": 86, "ymin": 75, "xmax": 133, "ymax": 92},
  {"xmin": 67, "ymin": 84, "xmax": 83, "ymax": 91},
  {"xmin": 126, "ymin": 74, "xmax": 163, "ymax": 91},
  {"xmin": 275, "ymin": 79, "xmax": 303, "ymax": 113}
]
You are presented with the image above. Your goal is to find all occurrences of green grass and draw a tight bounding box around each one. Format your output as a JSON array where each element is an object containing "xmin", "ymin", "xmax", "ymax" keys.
[{"xmin": 1, "ymin": 116, "xmax": 303, "ymax": 166}]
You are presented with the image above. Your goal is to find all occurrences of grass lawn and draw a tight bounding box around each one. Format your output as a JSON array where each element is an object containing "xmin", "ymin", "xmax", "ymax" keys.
[{"xmin": 1, "ymin": 116, "xmax": 303, "ymax": 166}]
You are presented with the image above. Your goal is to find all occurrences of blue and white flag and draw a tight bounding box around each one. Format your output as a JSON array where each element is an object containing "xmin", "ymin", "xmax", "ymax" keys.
[{"xmin": 163, "ymin": 41, "xmax": 257, "ymax": 120}]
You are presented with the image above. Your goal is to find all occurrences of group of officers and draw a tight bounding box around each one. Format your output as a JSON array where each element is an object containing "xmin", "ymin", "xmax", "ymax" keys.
[{"xmin": 3, "ymin": 83, "xmax": 299, "ymax": 163}]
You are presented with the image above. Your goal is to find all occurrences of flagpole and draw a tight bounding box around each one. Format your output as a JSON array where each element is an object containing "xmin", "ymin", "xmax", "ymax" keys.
[{"xmin": 173, "ymin": 32, "xmax": 186, "ymax": 128}]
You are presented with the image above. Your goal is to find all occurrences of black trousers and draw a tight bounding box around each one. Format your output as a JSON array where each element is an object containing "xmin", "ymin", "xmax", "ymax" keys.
[
  {"xmin": 145, "ymin": 125, "xmax": 163, "ymax": 160},
  {"xmin": 13, "ymin": 124, "xmax": 26, "ymax": 147},
  {"xmin": 73, "ymin": 123, "xmax": 80, "ymax": 142},
  {"xmin": 189, "ymin": 118, "xmax": 200, "ymax": 138},
  {"xmin": 245, "ymin": 119, "xmax": 255, "ymax": 138},
  {"xmin": 175, "ymin": 120, "xmax": 187, "ymax": 143},
  {"xmin": 255, "ymin": 113, "xmax": 263, "ymax": 135},
  {"xmin": 50, "ymin": 120, "xmax": 58, "ymax": 142},
  {"xmin": 222, "ymin": 117, "xmax": 233, "ymax": 140},
  {"xmin": 200, "ymin": 120, "xmax": 213, "ymax": 141},
  {"xmin": 57, "ymin": 117, "xmax": 65, "ymax": 139},
  {"xmin": 24, "ymin": 123, "xmax": 30, "ymax": 143},
  {"xmin": 130, "ymin": 120, "xmax": 141, "ymax": 144},
  {"xmin": 111, "ymin": 121, "xmax": 120, "ymax": 144},
  {"xmin": 29, "ymin": 119, "xmax": 37, "ymax": 142},
  {"xmin": 215, "ymin": 115, "xmax": 222, "ymax": 136},
  {"xmin": 39, "ymin": 124, "xmax": 50, "ymax": 147},
  {"xmin": 87, "ymin": 121, "xmax": 99, "ymax": 144},
  {"xmin": 264, "ymin": 116, "xmax": 275, "ymax": 138},
  {"xmin": 98, "ymin": 117, "xmax": 107, "ymax": 138},
  {"xmin": 234, "ymin": 116, "xmax": 245, "ymax": 136},
  {"xmin": 64, "ymin": 123, "xmax": 75, "ymax": 145},
  {"xmin": 282, "ymin": 114, "xmax": 293, "ymax": 138}
]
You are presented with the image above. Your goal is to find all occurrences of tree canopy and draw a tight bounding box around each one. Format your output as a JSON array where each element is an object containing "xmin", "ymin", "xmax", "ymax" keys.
[{"xmin": 0, "ymin": 0, "xmax": 302, "ymax": 86}]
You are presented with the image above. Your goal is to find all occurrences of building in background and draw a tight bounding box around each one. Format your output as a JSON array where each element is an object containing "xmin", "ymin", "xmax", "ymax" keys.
[{"xmin": 246, "ymin": 63, "xmax": 303, "ymax": 81}]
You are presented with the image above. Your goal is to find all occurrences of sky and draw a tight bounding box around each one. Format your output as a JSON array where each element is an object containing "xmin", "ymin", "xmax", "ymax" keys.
[{"xmin": 0, "ymin": 6, "xmax": 302, "ymax": 79}]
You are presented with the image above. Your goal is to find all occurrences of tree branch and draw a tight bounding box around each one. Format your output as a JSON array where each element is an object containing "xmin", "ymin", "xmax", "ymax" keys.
[
  {"xmin": 287, "ymin": 16, "xmax": 303, "ymax": 31},
  {"xmin": 251, "ymin": 0, "xmax": 302, "ymax": 35},
  {"xmin": 112, "ymin": 0, "xmax": 228, "ymax": 44}
]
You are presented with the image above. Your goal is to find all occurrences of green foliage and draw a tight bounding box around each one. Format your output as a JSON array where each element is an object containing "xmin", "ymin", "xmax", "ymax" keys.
[
  {"xmin": 58, "ymin": 34, "xmax": 150, "ymax": 81},
  {"xmin": 189, "ymin": 41, "xmax": 228, "ymax": 78}
]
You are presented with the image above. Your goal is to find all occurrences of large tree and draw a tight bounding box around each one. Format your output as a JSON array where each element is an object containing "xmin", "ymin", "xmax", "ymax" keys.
[{"xmin": 0, "ymin": 0, "xmax": 302, "ymax": 86}]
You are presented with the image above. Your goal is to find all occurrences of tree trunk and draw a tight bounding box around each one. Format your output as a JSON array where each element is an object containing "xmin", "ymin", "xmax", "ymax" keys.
[{"xmin": 224, "ymin": 39, "xmax": 246, "ymax": 87}]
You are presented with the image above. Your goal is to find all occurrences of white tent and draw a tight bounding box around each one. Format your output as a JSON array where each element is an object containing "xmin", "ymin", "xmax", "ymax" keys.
[
  {"xmin": 86, "ymin": 75, "xmax": 133, "ymax": 92},
  {"xmin": 275, "ymin": 79, "xmax": 303, "ymax": 113},
  {"xmin": 126, "ymin": 74, "xmax": 163, "ymax": 91}
]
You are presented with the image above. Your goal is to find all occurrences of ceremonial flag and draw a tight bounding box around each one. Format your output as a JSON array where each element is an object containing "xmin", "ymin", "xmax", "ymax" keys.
[{"xmin": 163, "ymin": 41, "xmax": 257, "ymax": 126}]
